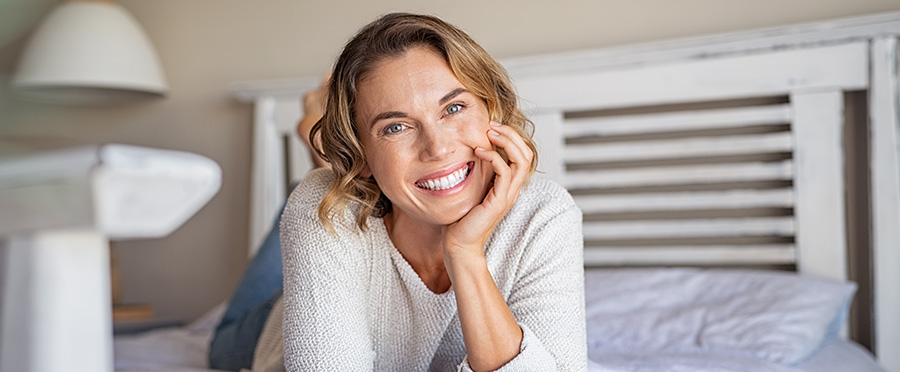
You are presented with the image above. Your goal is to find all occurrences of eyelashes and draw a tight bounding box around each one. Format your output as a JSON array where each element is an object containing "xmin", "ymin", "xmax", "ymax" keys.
[
  {"xmin": 444, "ymin": 102, "xmax": 464, "ymax": 116},
  {"xmin": 379, "ymin": 102, "xmax": 467, "ymax": 137},
  {"xmin": 383, "ymin": 123, "xmax": 406, "ymax": 135}
]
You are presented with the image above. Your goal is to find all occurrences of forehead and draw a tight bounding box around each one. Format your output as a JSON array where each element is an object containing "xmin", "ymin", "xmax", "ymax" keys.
[{"xmin": 355, "ymin": 46, "xmax": 464, "ymax": 114}]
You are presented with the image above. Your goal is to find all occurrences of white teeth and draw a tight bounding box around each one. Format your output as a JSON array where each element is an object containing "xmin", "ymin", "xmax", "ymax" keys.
[{"xmin": 417, "ymin": 165, "xmax": 470, "ymax": 191}]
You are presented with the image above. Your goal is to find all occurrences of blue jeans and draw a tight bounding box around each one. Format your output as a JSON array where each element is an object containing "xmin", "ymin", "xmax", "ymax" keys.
[
  {"xmin": 208, "ymin": 200, "xmax": 287, "ymax": 371},
  {"xmin": 208, "ymin": 289, "xmax": 283, "ymax": 371}
]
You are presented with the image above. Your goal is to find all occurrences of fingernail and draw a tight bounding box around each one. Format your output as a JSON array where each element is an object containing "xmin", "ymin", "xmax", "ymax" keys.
[
  {"xmin": 489, "ymin": 129, "xmax": 500, "ymax": 136},
  {"xmin": 490, "ymin": 121, "xmax": 501, "ymax": 127},
  {"xmin": 476, "ymin": 146, "xmax": 487, "ymax": 152}
]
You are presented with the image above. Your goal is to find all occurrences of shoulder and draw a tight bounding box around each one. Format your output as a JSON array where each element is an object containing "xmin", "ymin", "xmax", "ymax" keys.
[
  {"xmin": 512, "ymin": 176, "xmax": 580, "ymax": 221},
  {"xmin": 280, "ymin": 169, "xmax": 373, "ymax": 268},
  {"xmin": 283, "ymin": 169, "xmax": 358, "ymax": 228},
  {"xmin": 492, "ymin": 176, "xmax": 582, "ymax": 244},
  {"xmin": 487, "ymin": 176, "xmax": 584, "ymax": 283},
  {"xmin": 281, "ymin": 168, "xmax": 363, "ymax": 242},
  {"xmin": 286, "ymin": 168, "xmax": 334, "ymax": 213}
]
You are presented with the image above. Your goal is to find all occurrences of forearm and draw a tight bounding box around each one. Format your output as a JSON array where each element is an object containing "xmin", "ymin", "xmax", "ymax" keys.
[{"xmin": 446, "ymin": 250, "xmax": 523, "ymax": 371}]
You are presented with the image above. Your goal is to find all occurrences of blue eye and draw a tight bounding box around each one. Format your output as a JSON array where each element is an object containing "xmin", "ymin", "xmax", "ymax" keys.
[
  {"xmin": 445, "ymin": 103, "xmax": 463, "ymax": 116},
  {"xmin": 383, "ymin": 123, "xmax": 405, "ymax": 135}
]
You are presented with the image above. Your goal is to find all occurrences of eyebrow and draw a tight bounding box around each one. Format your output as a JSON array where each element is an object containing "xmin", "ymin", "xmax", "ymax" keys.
[
  {"xmin": 369, "ymin": 111, "xmax": 407, "ymax": 129},
  {"xmin": 439, "ymin": 88, "xmax": 468, "ymax": 105},
  {"xmin": 368, "ymin": 87, "xmax": 470, "ymax": 129}
]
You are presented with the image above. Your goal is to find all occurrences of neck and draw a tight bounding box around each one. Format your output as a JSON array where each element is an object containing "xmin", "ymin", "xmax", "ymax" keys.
[{"xmin": 384, "ymin": 211, "xmax": 451, "ymax": 293}]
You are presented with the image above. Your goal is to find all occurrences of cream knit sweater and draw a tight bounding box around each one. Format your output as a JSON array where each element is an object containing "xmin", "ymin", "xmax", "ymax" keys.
[{"xmin": 277, "ymin": 168, "xmax": 586, "ymax": 371}]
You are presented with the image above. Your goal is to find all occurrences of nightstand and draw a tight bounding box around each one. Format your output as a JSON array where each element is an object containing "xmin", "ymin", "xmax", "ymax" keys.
[{"xmin": 0, "ymin": 144, "xmax": 220, "ymax": 372}]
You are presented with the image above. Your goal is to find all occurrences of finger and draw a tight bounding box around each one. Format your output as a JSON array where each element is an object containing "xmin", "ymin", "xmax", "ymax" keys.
[
  {"xmin": 487, "ymin": 123, "xmax": 534, "ymax": 174},
  {"xmin": 475, "ymin": 147, "xmax": 523, "ymax": 211},
  {"xmin": 487, "ymin": 123, "xmax": 533, "ymax": 190},
  {"xmin": 487, "ymin": 123, "xmax": 525, "ymax": 162},
  {"xmin": 475, "ymin": 146, "xmax": 512, "ymax": 200}
]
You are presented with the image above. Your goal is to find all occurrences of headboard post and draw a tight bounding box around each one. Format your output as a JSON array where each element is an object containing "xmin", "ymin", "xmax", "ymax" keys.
[
  {"xmin": 869, "ymin": 35, "xmax": 900, "ymax": 369},
  {"xmin": 528, "ymin": 110, "xmax": 566, "ymax": 183},
  {"xmin": 237, "ymin": 79, "xmax": 318, "ymax": 257},
  {"xmin": 790, "ymin": 90, "xmax": 849, "ymax": 281},
  {"xmin": 249, "ymin": 96, "xmax": 286, "ymax": 257}
]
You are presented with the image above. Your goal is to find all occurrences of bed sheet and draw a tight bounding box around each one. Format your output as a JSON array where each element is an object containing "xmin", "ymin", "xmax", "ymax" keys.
[
  {"xmin": 587, "ymin": 338, "xmax": 882, "ymax": 372},
  {"xmin": 114, "ymin": 304, "xmax": 225, "ymax": 372},
  {"xmin": 582, "ymin": 267, "xmax": 884, "ymax": 372},
  {"xmin": 794, "ymin": 338, "xmax": 884, "ymax": 372}
]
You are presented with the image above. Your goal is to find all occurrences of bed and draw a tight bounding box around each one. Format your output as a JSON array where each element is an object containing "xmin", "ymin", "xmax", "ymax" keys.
[{"xmin": 114, "ymin": 11, "xmax": 900, "ymax": 372}]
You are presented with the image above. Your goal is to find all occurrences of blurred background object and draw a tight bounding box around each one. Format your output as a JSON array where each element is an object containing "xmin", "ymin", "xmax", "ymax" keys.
[{"xmin": 10, "ymin": 0, "xmax": 167, "ymax": 104}]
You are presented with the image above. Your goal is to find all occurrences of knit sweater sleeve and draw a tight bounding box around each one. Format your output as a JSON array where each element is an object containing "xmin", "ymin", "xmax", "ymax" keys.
[
  {"xmin": 279, "ymin": 169, "xmax": 374, "ymax": 371},
  {"xmin": 459, "ymin": 182, "xmax": 587, "ymax": 372}
]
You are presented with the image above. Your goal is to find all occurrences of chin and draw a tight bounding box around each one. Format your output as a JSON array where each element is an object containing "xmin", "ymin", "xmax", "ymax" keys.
[{"xmin": 441, "ymin": 194, "xmax": 485, "ymax": 225}]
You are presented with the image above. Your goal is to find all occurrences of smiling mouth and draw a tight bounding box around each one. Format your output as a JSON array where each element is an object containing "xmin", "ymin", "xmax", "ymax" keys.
[{"xmin": 415, "ymin": 162, "xmax": 473, "ymax": 191}]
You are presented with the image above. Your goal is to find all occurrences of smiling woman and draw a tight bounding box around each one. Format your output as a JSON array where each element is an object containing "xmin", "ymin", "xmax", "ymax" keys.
[
  {"xmin": 277, "ymin": 12, "xmax": 586, "ymax": 372},
  {"xmin": 354, "ymin": 46, "xmax": 497, "ymax": 231}
]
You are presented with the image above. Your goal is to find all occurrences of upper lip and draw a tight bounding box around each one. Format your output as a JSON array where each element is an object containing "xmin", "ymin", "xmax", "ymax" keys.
[{"xmin": 416, "ymin": 161, "xmax": 472, "ymax": 183}]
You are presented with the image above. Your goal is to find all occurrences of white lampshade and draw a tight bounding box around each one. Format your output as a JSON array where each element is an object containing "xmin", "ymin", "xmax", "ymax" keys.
[{"xmin": 11, "ymin": 1, "xmax": 168, "ymax": 105}]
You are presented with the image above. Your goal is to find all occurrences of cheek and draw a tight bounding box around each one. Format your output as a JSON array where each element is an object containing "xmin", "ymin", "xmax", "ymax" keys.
[
  {"xmin": 365, "ymin": 147, "xmax": 407, "ymax": 183},
  {"xmin": 459, "ymin": 118, "xmax": 493, "ymax": 148}
]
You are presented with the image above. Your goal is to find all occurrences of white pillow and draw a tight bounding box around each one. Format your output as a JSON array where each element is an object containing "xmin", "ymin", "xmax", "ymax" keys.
[{"xmin": 584, "ymin": 268, "xmax": 856, "ymax": 365}]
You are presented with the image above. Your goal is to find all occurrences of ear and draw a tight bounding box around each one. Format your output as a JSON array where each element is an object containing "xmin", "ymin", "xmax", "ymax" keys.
[{"xmin": 360, "ymin": 164, "xmax": 372, "ymax": 178}]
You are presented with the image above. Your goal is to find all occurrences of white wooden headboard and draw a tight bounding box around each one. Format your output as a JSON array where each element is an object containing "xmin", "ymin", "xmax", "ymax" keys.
[
  {"xmin": 519, "ymin": 41, "xmax": 866, "ymax": 275},
  {"xmin": 233, "ymin": 12, "xmax": 900, "ymax": 371},
  {"xmin": 233, "ymin": 78, "xmax": 318, "ymax": 257}
]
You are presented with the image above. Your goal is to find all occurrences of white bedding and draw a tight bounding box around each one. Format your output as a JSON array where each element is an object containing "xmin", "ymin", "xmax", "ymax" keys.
[
  {"xmin": 114, "ymin": 269, "xmax": 884, "ymax": 372},
  {"xmin": 583, "ymin": 268, "xmax": 883, "ymax": 372},
  {"xmin": 587, "ymin": 339, "xmax": 883, "ymax": 372},
  {"xmin": 114, "ymin": 304, "xmax": 226, "ymax": 372},
  {"xmin": 116, "ymin": 330, "xmax": 881, "ymax": 372},
  {"xmin": 796, "ymin": 338, "xmax": 884, "ymax": 372},
  {"xmin": 583, "ymin": 268, "xmax": 856, "ymax": 363}
]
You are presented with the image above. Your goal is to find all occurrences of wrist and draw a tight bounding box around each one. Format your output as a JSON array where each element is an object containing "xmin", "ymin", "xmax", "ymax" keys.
[{"xmin": 443, "ymin": 247, "xmax": 488, "ymax": 281}]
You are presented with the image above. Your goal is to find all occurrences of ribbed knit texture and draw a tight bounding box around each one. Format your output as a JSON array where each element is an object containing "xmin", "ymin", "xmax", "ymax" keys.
[{"xmin": 278, "ymin": 168, "xmax": 587, "ymax": 371}]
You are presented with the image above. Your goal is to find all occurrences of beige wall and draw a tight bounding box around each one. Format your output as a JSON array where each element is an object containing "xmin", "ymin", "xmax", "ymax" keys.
[{"xmin": 2, "ymin": 0, "xmax": 899, "ymax": 322}]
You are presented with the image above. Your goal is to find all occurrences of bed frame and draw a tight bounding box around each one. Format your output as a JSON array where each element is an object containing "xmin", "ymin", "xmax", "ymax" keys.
[{"xmin": 233, "ymin": 12, "xmax": 900, "ymax": 371}]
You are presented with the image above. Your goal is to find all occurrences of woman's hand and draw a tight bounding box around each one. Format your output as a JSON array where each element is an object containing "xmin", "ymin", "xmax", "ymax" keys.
[
  {"xmin": 441, "ymin": 122, "xmax": 533, "ymax": 371},
  {"xmin": 442, "ymin": 121, "xmax": 534, "ymax": 258}
]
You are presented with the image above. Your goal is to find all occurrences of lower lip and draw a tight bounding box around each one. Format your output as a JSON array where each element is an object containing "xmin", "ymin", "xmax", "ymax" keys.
[{"xmin": 417, "ymin": 162, "xmax": 474, "ymax": 196}]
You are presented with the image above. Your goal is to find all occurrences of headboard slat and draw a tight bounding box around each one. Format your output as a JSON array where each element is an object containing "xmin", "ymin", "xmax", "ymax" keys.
[
  {"xmin": 583, "ymin": 217, "xmax": 794, "ymax": 240},
  {"xmin": 564, "ymin": 161, "xmax": 793, "ymax": 189},
  {"xmin": 584, "ymin": 245, "xmax": 796, "ymax": 266},
  {"xmin": 563, "ymin": 104, "xmax": 791, "ymax": 137},
  {"xmin": 574, "ymin": 189, "xmax": 793, "ymax": 213},
  {"xmin": 564, "ymin": 132, "xmax": 792, "ymax": 163}
]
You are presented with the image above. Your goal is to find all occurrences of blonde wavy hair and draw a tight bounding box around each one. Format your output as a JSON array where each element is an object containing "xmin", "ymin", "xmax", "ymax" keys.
[{"xmin": 311, "ymin": 12, "xmax": 538, "ymax": 232}]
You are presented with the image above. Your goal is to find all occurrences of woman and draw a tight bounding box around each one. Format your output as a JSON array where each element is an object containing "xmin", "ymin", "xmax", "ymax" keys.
[{"xmin": 280, "ymin": 13, "xmax": 586, "ymax": 371}]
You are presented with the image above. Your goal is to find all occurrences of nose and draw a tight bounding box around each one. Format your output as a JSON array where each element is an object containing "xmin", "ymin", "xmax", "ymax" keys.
[{"xmin": 418, "ymin": 122, "xmax": 454, "ymax": 162}]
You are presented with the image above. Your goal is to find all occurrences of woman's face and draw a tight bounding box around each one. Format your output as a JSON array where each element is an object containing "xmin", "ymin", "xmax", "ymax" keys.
[{"xmin": 354, "ymin": 46, "xmax": 494, "ymax": 227}]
